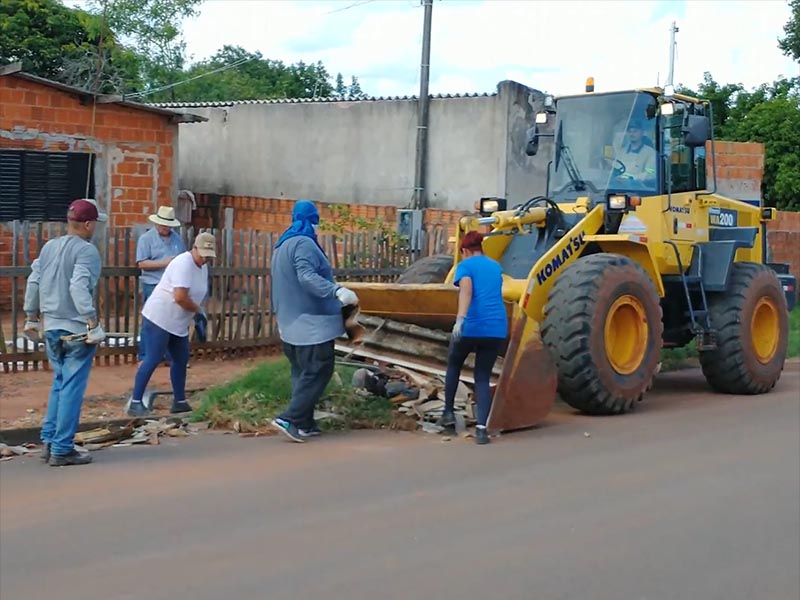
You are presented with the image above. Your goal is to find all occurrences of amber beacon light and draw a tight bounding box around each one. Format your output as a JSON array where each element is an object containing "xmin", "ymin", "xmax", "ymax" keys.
[{"xmin": 585, "ymin": 77, "xmax": 595, "ymax": 92}]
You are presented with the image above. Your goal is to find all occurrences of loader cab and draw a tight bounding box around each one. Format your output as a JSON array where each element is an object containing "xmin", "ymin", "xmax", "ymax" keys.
[{"xmin": 529, "ymin": 90, "xmax": 711, "ymax": 204}]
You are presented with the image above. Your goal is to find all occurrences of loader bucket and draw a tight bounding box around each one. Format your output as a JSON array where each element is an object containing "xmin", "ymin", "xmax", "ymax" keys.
[
  {"xmin": 344, "ymin": 283, "xmax": 461, "ymax": 331},
  {"xmin": 487, "ymin": 304, "xmax": 558, "ymax": 435},
  {"xmin": 343, "ymin": 282, "xmax": 558, "ymax": 434}
]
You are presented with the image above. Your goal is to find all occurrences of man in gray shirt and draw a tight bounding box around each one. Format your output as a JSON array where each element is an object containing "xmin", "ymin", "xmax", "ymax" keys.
[
  {"xmin": 135, "ymin": 205, "xmax": 185, "ymax": 364},
  {"xmin": 23, "ymin": 199, "xmax": 107, "ymax": 466},
  {"xmin": 270, "ymin": 200, "xmax": 359, "ymax": 442}
]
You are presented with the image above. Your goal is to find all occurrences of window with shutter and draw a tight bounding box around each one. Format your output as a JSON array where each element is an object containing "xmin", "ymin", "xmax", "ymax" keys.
[{"xmin": 0, "ymin": 150, "xmax": 95, "ymax": 222}]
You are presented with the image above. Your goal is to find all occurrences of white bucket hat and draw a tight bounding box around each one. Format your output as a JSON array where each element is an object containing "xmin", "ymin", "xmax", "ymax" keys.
[{"xmin": 148, "ymin": 206, "xmax": 181, "ymax": 227}]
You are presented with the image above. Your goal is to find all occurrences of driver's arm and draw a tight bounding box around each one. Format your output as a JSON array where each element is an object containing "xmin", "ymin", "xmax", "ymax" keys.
[{"xmin": 637, "ymin": 146, "xmax": 657, "ymax": 181}]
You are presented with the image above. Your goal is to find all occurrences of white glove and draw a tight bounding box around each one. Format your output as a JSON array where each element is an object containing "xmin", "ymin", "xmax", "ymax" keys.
[
  {"xmin": 452, "ymin": 316, "xmax": 465, "ymax": 341},
  {"xmin": 335, "ymin": 287, "xmax": 359, "ymax": 306},
  {"xmin": 23, "ymin": 319, "xmax": 43, "ymax": 343},
  {"xmin": 86, "ymin": 324, "xmax": 106, "ymax": 345}
]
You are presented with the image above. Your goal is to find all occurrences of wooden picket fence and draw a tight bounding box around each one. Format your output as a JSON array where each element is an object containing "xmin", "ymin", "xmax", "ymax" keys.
[{"xmin": 0, "ymin": 222, "xmax": 449, "ymax": 372}]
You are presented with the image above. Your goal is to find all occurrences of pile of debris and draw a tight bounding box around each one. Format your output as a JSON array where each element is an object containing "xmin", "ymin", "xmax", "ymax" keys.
[
  {"xmin": 0, "ymin": 443, "xmax": 38, "ymax": 461},
  {"xmin": 0, "ymin": 418, "xmax": 206, "ymax": 461},
  {"xmin": 348, "ymin": 362, "xmax": 477, "ymax": 436},
  {"xmin": 73, "ymin": 417, "xmax": 207, "ymax": 449}
]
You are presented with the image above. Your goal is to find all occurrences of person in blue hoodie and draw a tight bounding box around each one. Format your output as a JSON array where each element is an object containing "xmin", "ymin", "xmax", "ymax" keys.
[{"xmin": 270, "ymin": 200, "xmax": 359, "ymax": 442}]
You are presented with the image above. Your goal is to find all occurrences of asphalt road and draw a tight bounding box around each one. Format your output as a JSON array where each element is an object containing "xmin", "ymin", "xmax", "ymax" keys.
[{"xmin": 2, "ymin": 367, "xmax": 798, "ymax": 600}]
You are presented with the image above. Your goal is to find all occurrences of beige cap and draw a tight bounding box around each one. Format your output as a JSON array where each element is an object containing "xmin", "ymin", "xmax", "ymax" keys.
[
  {"xmin": 148, "ymin": 206, "xmax": 181, "ymax": 227},
  {"xmin": 193, "ymin": 232, "xmax": 217, "ymax": 258}
]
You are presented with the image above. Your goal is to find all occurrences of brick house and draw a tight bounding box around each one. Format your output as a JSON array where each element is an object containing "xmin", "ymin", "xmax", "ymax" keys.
[{"xmin": 0, "ymin": 63, "xmax": 205, "ymax": 306}]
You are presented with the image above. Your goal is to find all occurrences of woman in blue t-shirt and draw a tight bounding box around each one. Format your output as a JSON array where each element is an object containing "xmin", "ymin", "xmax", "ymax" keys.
[{"xmin": 441, "ymin": 231, "xmax": 508, "ymax": 444}]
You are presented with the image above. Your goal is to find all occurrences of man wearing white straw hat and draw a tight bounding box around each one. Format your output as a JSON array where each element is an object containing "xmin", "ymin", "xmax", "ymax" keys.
[{"xmin": 136, "ymin": 206, "xmax": 185, "ymax": 364}]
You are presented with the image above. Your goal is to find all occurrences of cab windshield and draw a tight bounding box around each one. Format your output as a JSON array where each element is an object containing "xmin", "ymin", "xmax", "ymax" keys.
[{"xmin": 550, "ymin": 92, "xmax": 660, "ymax": 197}]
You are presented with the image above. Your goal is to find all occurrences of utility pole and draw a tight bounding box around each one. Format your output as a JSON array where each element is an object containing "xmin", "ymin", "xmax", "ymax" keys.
[{"xmin": 413, "ymin": 0, "xmax": 433, "ymax": 209}]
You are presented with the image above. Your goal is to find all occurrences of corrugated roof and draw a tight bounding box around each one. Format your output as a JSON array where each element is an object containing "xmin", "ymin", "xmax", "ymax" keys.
[
  {"xmin": 0, "ymin": 63, "xmax": 207, "ymax": 123},
  {"xmin": 149, "ymin": 91, "xmax": 497, "ymax": 109}
]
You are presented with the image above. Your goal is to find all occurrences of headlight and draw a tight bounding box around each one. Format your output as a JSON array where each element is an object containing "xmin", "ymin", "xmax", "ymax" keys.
[
  {"xmin": 479, "ymin": 197, "xmax": 507, "ymax": 215},
  {"xmin": 608, "ymin": 195, "xmax": 627, "ymax": 210}
]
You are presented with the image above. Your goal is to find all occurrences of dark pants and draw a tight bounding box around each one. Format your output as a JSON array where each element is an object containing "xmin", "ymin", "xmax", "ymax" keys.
[
  {"xmin": 278, "ymin": 340, "xmax": 336, "ymax": 430},
  {"xmin": 445, "ymin": 337, "xmax": 503, "ymax": 426},
  {"xmin": 133, "ymin": 317, "xmax": 190, "ymax": 403},
  {"xmin": 138, "ymin": 283, "xmax": 171, "ymax": 363}
]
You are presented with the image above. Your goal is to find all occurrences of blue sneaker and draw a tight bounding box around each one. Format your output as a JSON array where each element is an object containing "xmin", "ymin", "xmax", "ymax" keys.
[
  {"xmin": 299, "ymin": 425, "xmax": 322, "ymax": 438},
  {"xmin": 271, "ymin": 418, "xmax": 305, "ymax": 443}
]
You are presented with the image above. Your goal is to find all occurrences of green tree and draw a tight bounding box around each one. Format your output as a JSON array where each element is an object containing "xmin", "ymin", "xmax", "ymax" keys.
[
  {"xmin": 88, "ymin": 0, "xmax": 203, "ymax": 98},
  {"xmin": 348, "ymin": 75, "xmax": 363, "ymax": 99},
  {"xmin": 0, "ymin": 0, "xmax": 142, "ymax": 92},
  {"xmin": 779, "ymin": 0, "xmax": 800, "ymax": 61},
  {"xmin": 681, "ymin": 74, "xmax": 800, "ymax": 210},
  {"xmin": 676, "ymin": 72, "xmax": 744, "ymax": 133},
  {"xmin": 147, "ymin": 45, "xmax": 353, "ymax": 102},
  {"xmin": 335, "ymin": 72, "xmax": 346, "ymax": 96},
  {"xmin": 723, "ymin": 78, "xmax": 800, "ymax": 210}
]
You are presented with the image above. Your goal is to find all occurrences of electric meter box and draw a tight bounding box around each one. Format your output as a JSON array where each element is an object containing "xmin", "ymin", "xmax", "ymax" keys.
[{"xmin": 397, "ymin": 209, "xmax": 424, "ymax": 251}]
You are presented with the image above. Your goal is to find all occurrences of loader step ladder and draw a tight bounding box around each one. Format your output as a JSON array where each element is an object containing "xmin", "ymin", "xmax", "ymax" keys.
[{"xmin": 664, "ymin": 241, "xmax": 717, "ymax": 351}]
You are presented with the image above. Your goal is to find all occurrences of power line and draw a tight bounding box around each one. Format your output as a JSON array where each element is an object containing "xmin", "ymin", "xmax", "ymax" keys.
[
  {"xmin": 324, "ymin": 0, "xmax": 377, "ymax": 15},
  {"xmin": 123, "ymin": 56, "xmax": 256, "ymax": 100}
]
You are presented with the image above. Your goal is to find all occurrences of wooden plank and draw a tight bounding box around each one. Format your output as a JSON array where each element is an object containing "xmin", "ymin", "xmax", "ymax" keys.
[
  {"xmin": 267, "ymin": 233, "xmax": 274, "ymax": 337},
  {"xmin": 35, "ymin": 222, "xmax": 43, "ymax": 259},
  {"xmin": 369, "ymin": 232, "xmax": 377, "ymax": 277},
  {"xmin": 123, "ymin": 229, "xmax": 131, "ymax": 351},
  {"xmin": 333, "ymin": 343, "xmax": 492, "ymax": 386},
  {"xmin": 11, "ymin": 221, "xmax": 20, "ymax": 367},
  {"xmin": 243, "ymin": 229, "xmax": 253, "ymax": 340},
  {"xmin": 331, "ymin": 233, "xmax": 339, "ymax": 270},
  {"xmin": 233, "ymin": 229, "xmax": 245, "ymax": 341}
]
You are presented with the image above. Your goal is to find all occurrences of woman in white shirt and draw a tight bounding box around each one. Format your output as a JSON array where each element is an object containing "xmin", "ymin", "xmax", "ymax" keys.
[{"xmin": 128, "ymin": 233, "xmax": 216, "ymax": 416}]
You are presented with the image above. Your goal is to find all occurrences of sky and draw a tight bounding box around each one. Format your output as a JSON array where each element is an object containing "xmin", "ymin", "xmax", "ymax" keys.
[{"xmin": 72, "ymin": 0, "xmax": 800, "ymax": 98}]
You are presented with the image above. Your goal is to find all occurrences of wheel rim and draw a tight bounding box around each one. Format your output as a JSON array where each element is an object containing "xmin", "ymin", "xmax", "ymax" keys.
[
  {"xmin": 750, "ymin": 297, "xmax": 780, "ymax": 364},
  {"xmin": 604, "ymin": 295, "xmax": 649, "ymax": 375}
]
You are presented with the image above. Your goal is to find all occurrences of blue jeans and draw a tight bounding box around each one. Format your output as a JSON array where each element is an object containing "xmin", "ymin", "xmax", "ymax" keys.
[
  {"xmin": 41, "ymin": 330, "xmax": 97, "ymax": 456},
  {"xmin": 138, "ymin": 283, "xmax": 171, "ymax": 363},
  {"xmin": 133, "ymin": 318, "xmax": 190, "ymax": 403}
]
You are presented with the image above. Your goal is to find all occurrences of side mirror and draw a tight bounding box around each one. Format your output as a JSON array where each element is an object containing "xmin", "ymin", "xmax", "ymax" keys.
[
  {"xmin": 526, "ymin": 124, "xmax": 540, "ymax": 156},
  {"xmin": 682, "ymin": 114, "xmax": 710, "ymax": 147}
]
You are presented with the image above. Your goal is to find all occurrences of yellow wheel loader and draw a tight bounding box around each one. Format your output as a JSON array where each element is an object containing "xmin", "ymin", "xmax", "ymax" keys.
[{"xmin": 342, "ymin": 86, "xmax": 796, "ymax": 434}]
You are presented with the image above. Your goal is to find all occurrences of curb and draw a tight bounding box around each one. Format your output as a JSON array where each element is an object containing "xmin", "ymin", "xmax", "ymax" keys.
[
  {"xmin": 0, "ymin": 417, "xmax": 142, "ymax": 447},
  {"xmin": 0, "ymin": 386, "xmax": 209, "ymax": 447}
]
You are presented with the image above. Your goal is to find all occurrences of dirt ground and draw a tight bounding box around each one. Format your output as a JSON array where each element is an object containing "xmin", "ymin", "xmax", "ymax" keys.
[{"xmin": 0, "ymin": 355, "xmax": 268, "ymax": 429}]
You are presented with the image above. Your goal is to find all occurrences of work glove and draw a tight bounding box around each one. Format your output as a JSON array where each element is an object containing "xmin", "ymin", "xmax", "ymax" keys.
[
  {"xmin": 85, "ymin": 324, "xmax": 106, "ymax": 345},
  {"xmin": 335, "ymin": 286, "xmax": 359, "ymax": 306},
  {"xmin": 452, "ymin": 316, "xmax": 465, "ymax": 341},
  {"xmin": 23, "ymin": 319, "xmax": 43, "ymax": 343}
]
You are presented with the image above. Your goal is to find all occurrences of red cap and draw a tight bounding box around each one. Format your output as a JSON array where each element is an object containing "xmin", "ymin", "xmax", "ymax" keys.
[
  {"xmin": 460, "ymin": 231, "xmax": 484, "ymax": 251},
  {"xmin": 67, "ymin": 199, "xmax": 108, "ymax": 223}
]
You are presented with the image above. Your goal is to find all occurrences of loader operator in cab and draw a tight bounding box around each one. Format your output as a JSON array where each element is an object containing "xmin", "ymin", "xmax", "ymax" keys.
[
  {"xmin": 439, "ymin": 231, "xmax": 507, "ymax": 445},
  {"xmin": 614, "ymin": 118, "xmax": 657, "ymax": 185}
]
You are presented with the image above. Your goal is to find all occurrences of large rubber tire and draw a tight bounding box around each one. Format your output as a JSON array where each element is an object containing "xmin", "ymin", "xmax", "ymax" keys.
[
  {"xmin": 542, "ymin": 253, "xmax": 663, "ymax": 415},
  {"xmin": 396, "ymin": 254, "xmax": 454, "ymax": 284},
  {"xmin": 700, "ymin": 262, "xmax": 789, "ymax": 394}
]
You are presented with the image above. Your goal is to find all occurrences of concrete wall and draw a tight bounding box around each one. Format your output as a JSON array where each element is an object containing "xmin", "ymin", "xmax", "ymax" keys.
[{"xmin": 174, "ymin": 80, "xmax": 547, "ymax": 211}]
